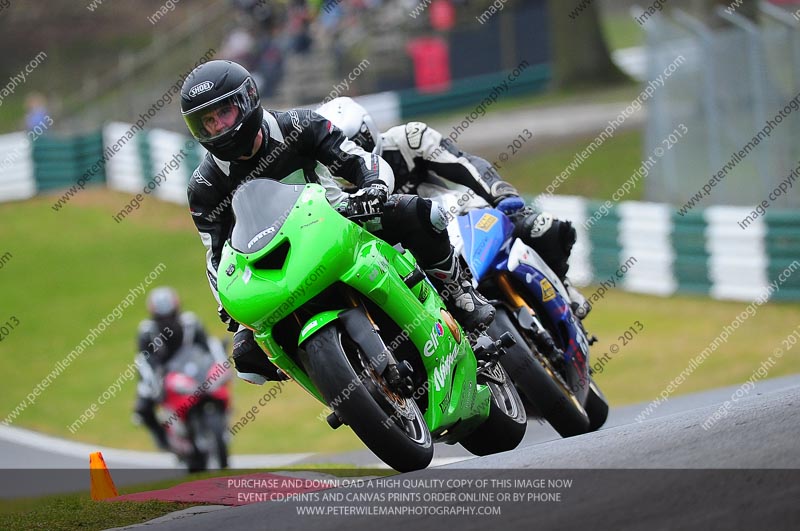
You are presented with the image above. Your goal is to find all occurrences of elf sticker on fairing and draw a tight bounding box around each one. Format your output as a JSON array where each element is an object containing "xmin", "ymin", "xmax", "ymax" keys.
[{"xmin": 423, "ymin": 322, "xmax": 445, "ymax": 357}]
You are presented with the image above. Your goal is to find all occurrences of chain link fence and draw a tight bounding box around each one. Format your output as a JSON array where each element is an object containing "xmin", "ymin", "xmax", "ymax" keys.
[{"xmin": 643, "ymin": 2, "xmax": 800, "ymax": 208}]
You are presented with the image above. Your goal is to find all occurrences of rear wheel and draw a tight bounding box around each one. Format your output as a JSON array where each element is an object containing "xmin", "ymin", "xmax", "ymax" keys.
[
  {"xmin": 490, "ymin": 309, "xmax": 590, "ymax": 437},
  {"xmin": 305, "ymin": 324, "xmax": 433, "ymax": 472},
  {"xmin": 460, "ymin": 362, "xmax": 527, "ymax": 456},
  {"xmin": 585, "ymin": 379, "xmax": 609, "ymax": 432}
]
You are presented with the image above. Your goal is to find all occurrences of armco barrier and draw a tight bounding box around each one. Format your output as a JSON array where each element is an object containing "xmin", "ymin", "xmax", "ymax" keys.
[{"xmin": 575, "ymin": 200, "xmax": 799, "ymax": 302}]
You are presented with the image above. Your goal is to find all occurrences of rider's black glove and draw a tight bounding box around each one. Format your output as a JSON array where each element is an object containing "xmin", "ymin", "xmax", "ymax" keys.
[
  {"xmin": 340, "ymin": 182, "xmax": 389, "ymax": 217},
  {"xmin": 218, "ymin": 304, "xmax": 239, "ymax": 332}
]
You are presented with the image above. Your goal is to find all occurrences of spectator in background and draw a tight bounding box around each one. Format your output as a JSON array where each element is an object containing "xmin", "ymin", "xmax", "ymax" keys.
[
  {"xmin": 287, "ymin": 0, "xmax": 313, "ymax": 54},
  {"xmin": 220, "ymin": 26, "xmax": 256, "ymax": 66},
  {"xmin": 253, "ymin": 30, "xmax": 285, "ymax": 97},
  {"xmin": 24, "ymin": 93, "xmax": 49, "ymax": 132},
  {"xmin": 232, "ymin": 0, "xmax": 278, "ymax": 31}
]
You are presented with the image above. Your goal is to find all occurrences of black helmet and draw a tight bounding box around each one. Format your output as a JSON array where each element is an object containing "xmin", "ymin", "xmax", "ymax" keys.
[{"xmin": 181, "ymin": 60, "xmax": 263, "ymax": 161}]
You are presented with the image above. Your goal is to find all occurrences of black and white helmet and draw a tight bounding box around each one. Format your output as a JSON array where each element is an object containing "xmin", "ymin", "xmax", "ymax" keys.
[{"xmin": 316, "ymin": 97, "xmax": 382, "ymax": 155}]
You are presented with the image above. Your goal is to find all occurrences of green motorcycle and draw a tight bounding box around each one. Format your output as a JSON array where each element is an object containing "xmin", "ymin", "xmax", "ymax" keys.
[{"xmin": 217, "ymin": 177, "xmax": 526, "ymax": 472}]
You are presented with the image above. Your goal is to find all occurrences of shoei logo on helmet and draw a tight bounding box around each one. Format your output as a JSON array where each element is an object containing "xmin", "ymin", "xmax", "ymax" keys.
[{"xmin": 189, "ymin": 81, "xmax": 214, "ymax": 97}]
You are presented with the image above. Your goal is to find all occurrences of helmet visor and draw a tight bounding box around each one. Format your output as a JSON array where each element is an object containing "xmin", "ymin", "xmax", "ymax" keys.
[{"xmin": 182, "ymin": 78, "xmax": 259, "ymax": 142}]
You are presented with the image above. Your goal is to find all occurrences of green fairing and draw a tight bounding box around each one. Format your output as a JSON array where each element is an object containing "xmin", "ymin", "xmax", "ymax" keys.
[{"xmin": 217, "ymin": 182, "xmax": 490, "ymax": 440}]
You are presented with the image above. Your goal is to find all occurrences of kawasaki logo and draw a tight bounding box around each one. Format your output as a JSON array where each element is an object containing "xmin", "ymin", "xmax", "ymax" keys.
[{"xmin": 433, "ymin": 346, "xmax": 459, "ymax": 392}]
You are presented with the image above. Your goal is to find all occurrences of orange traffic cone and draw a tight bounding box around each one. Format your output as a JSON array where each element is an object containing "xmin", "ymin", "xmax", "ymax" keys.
[{"xmin": 89, "ymin": 451, "xmax": 119, "ymax": 500}]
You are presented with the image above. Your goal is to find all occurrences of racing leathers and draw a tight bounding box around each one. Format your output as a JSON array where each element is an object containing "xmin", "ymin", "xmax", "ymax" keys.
[
  {"xmin": 187, "ymin": 108, "xmax": 493, "ymax": 385},
  {"xmin": 378, "ymin": 122, "xmax": 588, "ymax": 317}
]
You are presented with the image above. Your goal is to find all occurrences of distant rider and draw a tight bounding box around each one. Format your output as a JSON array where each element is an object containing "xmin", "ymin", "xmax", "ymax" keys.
[
  {"xmin": 316, "ymin": 97, "xmax": 590, "ymax": 318},
  {"xmin": 133, "ymin": 287, "xmax": 220, "ymax": 450}
]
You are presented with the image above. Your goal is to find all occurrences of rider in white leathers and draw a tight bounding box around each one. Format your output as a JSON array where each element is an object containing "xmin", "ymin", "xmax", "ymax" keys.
[{"xmin": 316, "ymin": 97, "xmax": 590, "ymax": 319}]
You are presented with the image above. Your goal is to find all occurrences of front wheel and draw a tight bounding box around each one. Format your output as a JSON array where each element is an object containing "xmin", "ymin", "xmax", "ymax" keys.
[
  {"xmin": 304, "ymin": 324, "xmax": 433, "ymax": 472},
  {"xmin": 204, "ymin": 401, "xmax": 230, "ymax": 469},
  {"xmin": 186, "ymin": 410, "xmax": 209, "ymax": 473},
  {"xmin": 186, "ymin": 402, "xmax": 229, "ymax": 472},
  {"xmin": 460, "ymin": 362, "xmax": 527, "ymax": 456}
]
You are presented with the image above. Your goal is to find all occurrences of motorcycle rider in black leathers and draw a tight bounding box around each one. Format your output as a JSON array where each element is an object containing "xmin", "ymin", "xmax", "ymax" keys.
[
  {"xmin": 316, "ymin": 97, "xmax": 590, "ymax": 318},
  {"xmin": 133, "ymin": 286, "xmax": 219, "ymax": 450},
  {"xmin": 180, "ymin": 60, "xmax": 495, "ymax": 385}
]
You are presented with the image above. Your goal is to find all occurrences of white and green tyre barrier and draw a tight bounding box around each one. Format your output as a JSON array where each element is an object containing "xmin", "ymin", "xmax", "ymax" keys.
[
  {"xmin": 545, "ymin": 196, "xmax": 800, "ymax": 302},
  {"xmin": 4, "ymin": 128, "xmax": 800, "ymax": 301}
]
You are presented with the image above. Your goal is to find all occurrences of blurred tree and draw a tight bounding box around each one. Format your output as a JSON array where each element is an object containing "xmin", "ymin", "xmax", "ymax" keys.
[{"xmin": 548, "ymin": 0, "xmax": 628, "ymax": 88}]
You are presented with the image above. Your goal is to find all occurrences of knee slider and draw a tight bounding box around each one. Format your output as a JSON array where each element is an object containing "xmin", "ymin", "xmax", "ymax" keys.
[
  {"xmin": 428, "ymin": 199, "xmax": 449, "ymax": 233},
  {"xmin": 384, "ymin": 193, "xmax": 447, "ymax": 234}
]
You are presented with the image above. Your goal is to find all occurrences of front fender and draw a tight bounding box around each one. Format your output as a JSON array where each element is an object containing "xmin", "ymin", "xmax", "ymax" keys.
[
  {"xmin": 300, "ymin": 307, "xmax": 391, "ymax": 375},
  {"xmin": 298, "ymin": 310, "xmax": 347, "ymax": 346}
]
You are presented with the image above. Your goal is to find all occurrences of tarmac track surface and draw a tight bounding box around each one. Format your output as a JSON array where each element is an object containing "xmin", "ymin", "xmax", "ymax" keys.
[{"xmin": 105, "ymin": 375, "xmax": 800, "ymax": 531}]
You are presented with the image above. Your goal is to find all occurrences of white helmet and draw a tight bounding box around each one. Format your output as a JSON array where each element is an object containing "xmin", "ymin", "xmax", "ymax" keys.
[
  {"xmin": 316, "ymin": 97, "xmax": 382, "ymax": 155},
  {"xmin": 146, "ymin": 286, "xmax": 180, "ymax": 319}
]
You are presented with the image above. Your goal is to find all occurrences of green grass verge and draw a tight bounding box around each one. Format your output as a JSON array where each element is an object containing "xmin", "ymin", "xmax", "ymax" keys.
[
  {"xmin": 0, "ymin": 496, "xmax": 192, "ymax": 531},
  {"xmin": 481, "ymin": 129, "xmax": 645, "ymax": 201},
  {"xmin": 1, "ymin": 186, "xmax": 798, "ymax": 458},
  {"xmin": 583, "ymin": 289, "xmax": 800, "ymax": 406},
  {"xmin": 0, "ymin": 190, "xmax": 360, "ymax": 454}
]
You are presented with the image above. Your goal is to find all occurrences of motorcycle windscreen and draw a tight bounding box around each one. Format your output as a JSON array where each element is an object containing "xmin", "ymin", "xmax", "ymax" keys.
[
  {"xmin": 230, "ymin": 179, "xmax": 305, "ymax": 254},
  {"xmin": 457, "ymin": 209, "xmax": 514, "ymax": 282},
  {"xmin": 165, "ymin": 344, "xmax": 213, "ymax": 381}
]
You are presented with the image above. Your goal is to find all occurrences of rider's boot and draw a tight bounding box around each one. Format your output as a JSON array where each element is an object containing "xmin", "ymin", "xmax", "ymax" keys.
[
  {"xmin": 233, "ymin": 328, "xmax": 289, "ymax": 385},
  {"xmin": 425, "ymin": 249, "xmax": 495, "ymax": 332},
  {"xmin": 134, "ymin": 402, "xmax": 170, "ymax": 451}
]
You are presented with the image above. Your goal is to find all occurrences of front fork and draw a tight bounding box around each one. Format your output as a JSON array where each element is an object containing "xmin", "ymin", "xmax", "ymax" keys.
[{"xmin": 495, "ymin": 272, "xmax": 565, "ymax": 368}]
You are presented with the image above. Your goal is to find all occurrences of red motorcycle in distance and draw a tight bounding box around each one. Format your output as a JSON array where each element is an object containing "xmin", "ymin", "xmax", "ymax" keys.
[{"xmin": 140, "ymin": 339, "xmax": 233, "ymax": 472}]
